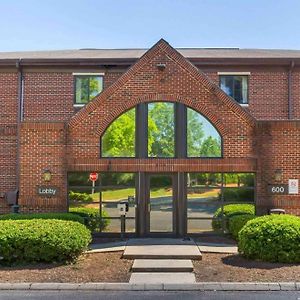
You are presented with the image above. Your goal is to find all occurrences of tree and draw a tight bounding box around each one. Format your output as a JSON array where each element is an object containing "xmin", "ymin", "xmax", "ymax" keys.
[
  {"xmin": 148, "ymin": 102, "xmax": 175, "ymax": 157},
  {"xmin": 101, "ymin": 108, "xmax": 135, "ymax": 157},
  {"xmin": 200, "ymin": 136, "xmax": 221, "ymax": 157}
]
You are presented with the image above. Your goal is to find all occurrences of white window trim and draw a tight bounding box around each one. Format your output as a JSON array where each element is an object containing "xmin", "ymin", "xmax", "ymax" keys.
[
  {"xmin": 72, "ymin": 72, "xmax": 105, "ymax": 76},
  {"xmin": 240, "ymin": 103, "xmax": 249, "ymax": 107},
  {"xmin": 73, "ymin": 104, "xmax": 85, "ymax": 107},
  {"xmin": 217, "ymin": 72, "xmax": 251, "ymax": 75}
]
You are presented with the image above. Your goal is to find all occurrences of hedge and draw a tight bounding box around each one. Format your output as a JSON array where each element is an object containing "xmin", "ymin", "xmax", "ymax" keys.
[
  {"xmin": 228, "ymin": 214, "xmax": 256, "ymax": 240},
  {"xmin": 238, "ymin": 215, "xmax": 300, "ymax": 263},
  {"xmin": 70, "ymin": 207, "xmax": 110, "ymax": 232},
  {"xmin": 0, "ymin": 212, "xmax": 85, "ymax": 224},
  {"xmin": 212, "ymin": 204, "xmax": 255, "ymax": 231},
  {"xmin": 0, "ymin": 219, "xmax": 91, "ymax": 265},
  {"xmin": 69, "ymin": 191, "xmax": 93, "ymax": 202}
]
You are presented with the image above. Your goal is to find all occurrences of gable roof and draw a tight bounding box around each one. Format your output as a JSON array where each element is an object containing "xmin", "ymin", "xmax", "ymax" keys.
[{"xmin": 69, "ymin": 39, "xmax": 255, "ymax": 130}]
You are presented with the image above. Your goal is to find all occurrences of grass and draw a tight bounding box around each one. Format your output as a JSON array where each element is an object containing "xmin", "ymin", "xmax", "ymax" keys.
[{"xmin": 88, "ymin": 187, "xmax": 219, "ymax": 202}]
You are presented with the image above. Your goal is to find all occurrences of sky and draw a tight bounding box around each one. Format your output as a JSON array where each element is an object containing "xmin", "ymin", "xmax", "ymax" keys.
[{"xmin": 0, "ymin": 0, "xmax": 300, "ymax": 52}]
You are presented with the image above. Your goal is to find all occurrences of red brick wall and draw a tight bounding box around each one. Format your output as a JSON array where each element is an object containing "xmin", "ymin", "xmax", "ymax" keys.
[
  {"xmin": 23, "ymin": 72, "xmax": 74, "ymax": 121},
  {"xmin": 19, "ymin": 122, "xmax": 67, "ymax": 213},
  {"xmin": 256, "ymin": 121, "xmax": 300, "ymax": 214},
  {"xmin": 292, "ymin": 69, "xmax": 300, "ymax": 119},
  {"xmin": 0, "ymin": 72, "xmax": 18, "ymax": 213}
]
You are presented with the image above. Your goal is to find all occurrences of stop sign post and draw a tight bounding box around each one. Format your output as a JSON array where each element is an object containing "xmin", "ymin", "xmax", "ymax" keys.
[{"xmin": 89, "ymin": 172, "xmax": 98, "ymax": 194}]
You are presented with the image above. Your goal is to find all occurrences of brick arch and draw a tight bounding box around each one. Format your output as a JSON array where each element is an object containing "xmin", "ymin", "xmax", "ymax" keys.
[{"xmin": 95, "ymin": 93, "xmax": 228, "ymax": 138}]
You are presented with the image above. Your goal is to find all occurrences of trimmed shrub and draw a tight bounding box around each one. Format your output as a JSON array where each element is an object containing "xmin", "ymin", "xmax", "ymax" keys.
[
  {"xmin": 228, "ymin": 214, "xmax": 256, "ymax": 240},
  {"xmin": 70, "ymin": 207, "xmax": 110, "ymax": 232},
  {"xmin": 238, "ymin": 215, "xmax": 300, "ymax": 263},
  {"xmin": 212, "ymin": 204, "xmax": 255, "ymax": 231},
  {"xmin": 221, "ymin": 188, "xmax": 254, "ymax": 202},
  {"xmin": 0, "ymin": 212, "xmax": 85, "ymax": 224},
  {"xmin": 0, "ymin": 219, "xmax": 92, "ymax": 265},
  {"xmin": 69, "ymin": 191, "xmax": 93, "ymax": 202}
]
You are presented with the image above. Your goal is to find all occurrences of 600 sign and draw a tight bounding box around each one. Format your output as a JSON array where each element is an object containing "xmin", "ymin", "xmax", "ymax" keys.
[{"xmin": 268, "ymin": 184, "xmax": 287, "ymax": 195}]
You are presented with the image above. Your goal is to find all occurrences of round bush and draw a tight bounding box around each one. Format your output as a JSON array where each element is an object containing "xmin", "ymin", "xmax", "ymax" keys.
[
  {"xmin": 0, "ymin": 213, "xmax": 85, "ymax": 224},
  {"xmin": 228, "ymin": 214, "xmax": 256, "ymax": 240},
  {"xmin": 238, "ymin": 215, "xmax": 300, "ymax": 263},
  {"xmin": 69, "ymin": 207, "xmax": 110, "ymax": 232},
  {"xmin": 212, "ymin": 204, "xmax": 255, "ymax": 231},
  {"xmin": 0, "ymin": 219, "xmax": 92, "ymax": 265}
]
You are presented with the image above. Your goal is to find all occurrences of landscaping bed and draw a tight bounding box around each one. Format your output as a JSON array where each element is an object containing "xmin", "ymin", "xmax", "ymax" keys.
[
  {"xmin": 194, "ymin": 253, "xmax": 300, "ymax": 282},
  {"xmin": 0, "ymin": 252, "xmax": 132, "ymax": 283}
]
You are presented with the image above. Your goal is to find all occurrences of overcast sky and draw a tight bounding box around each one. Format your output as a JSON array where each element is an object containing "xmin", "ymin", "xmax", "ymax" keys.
[{"xmin": 0, "ymin": 0, "xmax": 299, "ymax": 52}]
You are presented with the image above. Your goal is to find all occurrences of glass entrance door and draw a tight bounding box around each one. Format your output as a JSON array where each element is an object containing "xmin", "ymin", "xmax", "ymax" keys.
[{"xmin": 147, "ymin": 174, "xmax": 174, "ymax": 234}]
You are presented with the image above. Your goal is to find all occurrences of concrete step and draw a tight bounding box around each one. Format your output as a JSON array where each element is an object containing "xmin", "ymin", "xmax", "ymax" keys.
[
  {"xmin": 123, "ymin": 238, "xmax": 202, "ymax": 260},
  {"xmin": 129, "ymin": 272, "xmax": 196, "ymax": 284},
  {"xmin": 132, "ymin": 259, "xmax": 194, "ymax": 272}
]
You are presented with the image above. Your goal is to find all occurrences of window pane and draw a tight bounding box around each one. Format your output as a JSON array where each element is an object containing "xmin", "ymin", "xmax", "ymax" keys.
[
  {"xmin": 100, "ymin": 173, "xmax": 136, "ymax": 233},
  {"xmin": 148, "ymin": 102, "xmax": 175, "ymax": 157},
  {"xmin": 101, "ymin": 108, "xmax": 135, "ymax": 157},
  {"xmin": 75, "ymin": 77, "xmax": 89, "ymax": 104},
  {"xmin": 188, "ymin": 173, "xmax": 222, "ymax": 188},
  {"xmin": 220, "ymin": 75, "xmax": 248, "ymax": 104},
  {"xmin": 89, "ymin": 76, "xmax": 103, "ymax": 100},
  {"xmin": 223, "ymin": 173, "xmax": 255, "ymax": 203},
  {"xmin": 220, "ymin": 76, "xmax": 233, "ymax": 97},
  {"xmin": 187, "ymin": 108, "xmax": 221, "ymax": 157}
]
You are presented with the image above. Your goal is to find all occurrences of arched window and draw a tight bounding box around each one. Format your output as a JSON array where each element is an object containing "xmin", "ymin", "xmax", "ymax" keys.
[
  {"xmin": 187, "ymin": 108, "xmax": 221, "ymax": 157},
  {"xmin": 101, "ymin": 108, "xmax": 135, "ymax": 157},
  {"xmin": 100, "ymin": 103, "xmax": 222, "ymax": 158}
]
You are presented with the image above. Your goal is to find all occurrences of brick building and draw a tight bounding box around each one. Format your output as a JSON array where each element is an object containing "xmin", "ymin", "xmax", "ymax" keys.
[{"xmin": 0, "ymin": 39, "xmax": 299, "ymax": 236}]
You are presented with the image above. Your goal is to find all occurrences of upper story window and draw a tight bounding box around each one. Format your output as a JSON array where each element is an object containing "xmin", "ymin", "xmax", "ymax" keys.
[
  {"xmin": 74, "ymin": 73, "xmax": 104, "ymax": 105},
  {"xmin": 219, "ymin": 73, "xmax": 249, "ymax": 105}
]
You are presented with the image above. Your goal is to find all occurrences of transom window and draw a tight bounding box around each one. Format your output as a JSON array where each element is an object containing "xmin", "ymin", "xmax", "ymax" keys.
[
  {"xmin": 101, "ymin": 102, "xmax": 222, "ymax": 158},
  {"xmin": 74, "ymin": 74, "xmax": 103, "ymax": 105},
  {"xmin": 219, "ymin": 75, "xmax": 248, "ymax": 104}
]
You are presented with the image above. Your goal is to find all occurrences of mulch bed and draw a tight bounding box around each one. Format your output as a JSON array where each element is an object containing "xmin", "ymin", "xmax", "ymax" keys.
[
  {"xmin": 194, "ymin": 253, "xmax": 300, "ymax": 282},
  {"xmin": 0, "ymin": 252, "xmax": 132, "ymax": 283}
]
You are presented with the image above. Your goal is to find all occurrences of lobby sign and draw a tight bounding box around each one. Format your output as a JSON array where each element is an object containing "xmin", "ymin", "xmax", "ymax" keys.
[
  {"xmin": 37, "ymin": 186, "xmax": 58, "ymax": 197},
  {"xmin": 267, "ymin": 184, "xmax": 288, "ymax": 195},
  {"xmin": 288, "ymin": 179, "xmax": 299, "ymax": 194}
]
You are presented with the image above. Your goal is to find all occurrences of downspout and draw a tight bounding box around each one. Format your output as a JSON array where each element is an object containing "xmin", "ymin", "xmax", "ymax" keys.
[
  {"xmin": 16, "ymin": 59, "xmax": 24, "ymax": 206},
  {"xmin": 288, "ymin": 60, "xmax": 295, "ymax": 119}
]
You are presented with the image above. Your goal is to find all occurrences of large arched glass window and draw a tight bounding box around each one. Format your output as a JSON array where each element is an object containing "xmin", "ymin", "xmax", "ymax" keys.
[
  {"xmin": 101, "ymin": 108, "xmax": 135, "ymax": 157},
  {"xmin": 100, "ymin": 103, "xmax": 222, "ymax": 158},
  {"xmin": 187, "ymin": 108, "xmax": 221, "ymax": 157}
]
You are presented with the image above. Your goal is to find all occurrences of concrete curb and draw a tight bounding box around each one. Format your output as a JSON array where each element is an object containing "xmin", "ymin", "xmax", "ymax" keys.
[{"xmin": 0, "ymin": 282, "xmax": 299, "ymax": 291}]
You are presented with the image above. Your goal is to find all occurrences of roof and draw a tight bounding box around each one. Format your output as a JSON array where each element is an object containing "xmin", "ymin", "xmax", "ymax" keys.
[{"xmin": 1, "ymin": 48, "xmax": 300, "ymax": 60}]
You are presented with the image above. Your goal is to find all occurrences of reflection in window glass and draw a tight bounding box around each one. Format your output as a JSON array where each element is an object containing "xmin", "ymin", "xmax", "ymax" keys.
[
  {"xmin": 223, "ymin": 173, "xmax": 255, "ymax": 203},
  {"xmin": 148, "ymin": 102, "xmax": 175, "ymax": 157},
  {"xmin": 220, "ymin": 75, "xmax": 248, "ymax": 104},
  {"xmin": 100, "ymin": 173, "xmax": 136, "ymax": 233},
  {"xmin": 101, "ymin": 108, "xmax": 135, "ymax": 157},
  {"xmin": 187, "ymin": 108, "xmax": 221, "ymax": 157},
  {"xmin": 75, "ymin": 76, "xmax": 103, "ymax": 104}
]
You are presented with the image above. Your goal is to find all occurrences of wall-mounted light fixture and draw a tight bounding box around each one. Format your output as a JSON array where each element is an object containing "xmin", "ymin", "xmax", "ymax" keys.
[
  {"xmin": 43, "ymin": 169, "xmax": 52, "ymax": 182},
  {"xmin": 156, "ymin": 63, "xmax": 166, "ymax": 71},
  {"xmin": 274, "ymin": 169, "xmax": 282, "ymax": 182}
]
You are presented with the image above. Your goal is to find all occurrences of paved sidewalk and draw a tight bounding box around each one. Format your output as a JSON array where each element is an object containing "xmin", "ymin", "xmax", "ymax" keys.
[
  {"xmin": 0, "ymin": 282, "xmax": 299, "ymax": 291},
  {"xmin": 196, "ymin": 242, "xmax": 238, "ymax": 254},
  {"xmin": 86, "ymin": 241, "xmax": 127, "ymax": 253}
]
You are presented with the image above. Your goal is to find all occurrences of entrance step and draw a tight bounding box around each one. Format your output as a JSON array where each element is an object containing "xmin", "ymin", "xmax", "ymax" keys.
[
  {"xmin": 129, "ymin": 272, "xmax": 196, "ymax": 284},
  {"xmin": 132, "ymin": 259, "xmax": 193, "ymax": 272},
  {"xmin": 123, "ymin": 238, "xmax": 202, "ymax": 260}
]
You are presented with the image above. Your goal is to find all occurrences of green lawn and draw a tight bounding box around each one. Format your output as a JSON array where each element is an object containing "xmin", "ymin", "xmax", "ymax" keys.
[{"xmin": 88, "ymin": 187, "xmax": 219, "ymax": 201}]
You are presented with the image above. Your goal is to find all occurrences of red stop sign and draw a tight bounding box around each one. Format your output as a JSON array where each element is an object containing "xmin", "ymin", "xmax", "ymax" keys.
[{"xmin": 89, "ymin": 172, "xmax": 98, "ymax": 182}]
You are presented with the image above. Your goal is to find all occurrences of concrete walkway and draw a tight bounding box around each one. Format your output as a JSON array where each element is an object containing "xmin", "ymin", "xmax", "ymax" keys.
[
  {"xmin": 123, "ymin": 238, "xmax": 199, "ymax": 284},
  {"xmin": 123, "ymin": 238, "xmax": 202, "ymax": 259},
  {"xmin": 87, "ymin": 239, "xmax": 238, "ymax": 255}
]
